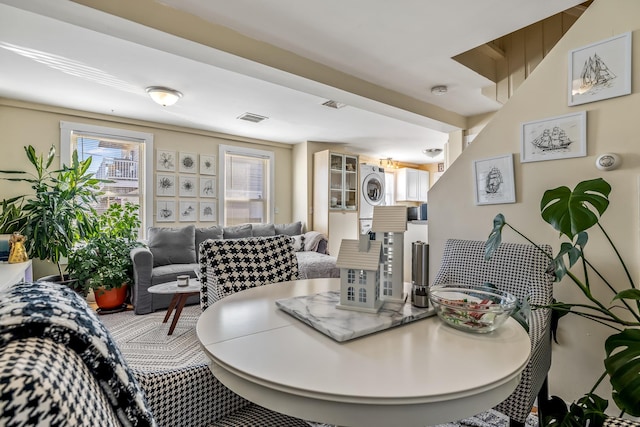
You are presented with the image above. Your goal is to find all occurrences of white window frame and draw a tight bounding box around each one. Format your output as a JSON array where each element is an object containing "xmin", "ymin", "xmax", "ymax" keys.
[
  {"xmin": 59, "ymin": 121, "xmax": 154, "ymax": 236},
  {"xmin": 218, "ymin": 144, "xmax": 275, "ymax": 225}
]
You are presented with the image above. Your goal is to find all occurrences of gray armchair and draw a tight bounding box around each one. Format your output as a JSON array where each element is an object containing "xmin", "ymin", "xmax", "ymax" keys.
[{"xmin": 433, "ymin": 239, "xmax": 554, "ymax": 427}]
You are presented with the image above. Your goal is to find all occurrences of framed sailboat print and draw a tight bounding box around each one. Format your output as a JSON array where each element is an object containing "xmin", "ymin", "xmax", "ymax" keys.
[
  {"xmin": 568, "ymin": 32, "xmax": 631, "ymax": 106},
  {"xmin": 473, "ymin": 154, "xmax": 515, "ymax": 206},
  {"xmin": 520, "ymin": 111, "xmax": 587, "ymax": 163}
]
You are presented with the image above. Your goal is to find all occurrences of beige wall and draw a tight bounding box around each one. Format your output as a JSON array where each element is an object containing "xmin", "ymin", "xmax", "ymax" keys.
[
  {"xmin": 1, "ymin": 99, "xmax": 295, "ymax": 277},
  {"xmin": 429, "ymin": 0, "xmax": 639, "ymax": 410}
]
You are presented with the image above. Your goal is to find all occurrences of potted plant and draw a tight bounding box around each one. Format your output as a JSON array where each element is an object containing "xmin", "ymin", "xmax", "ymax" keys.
[
  {"xmin": 67, "ymin": 202, "xmax": 144, "ymax": 310},
  {"xmin": 0, "ymin": 145, "xmax": 104, "ymax": 284},
  {"xmin": 485, "ymin": 178, "xmax": 639, "ymax": 426}
]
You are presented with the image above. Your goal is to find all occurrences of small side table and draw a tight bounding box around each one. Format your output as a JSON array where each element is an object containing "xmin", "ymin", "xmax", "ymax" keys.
[{"xmin": 148, "ymin": 281, "xmax": 200, "ymax": 335}]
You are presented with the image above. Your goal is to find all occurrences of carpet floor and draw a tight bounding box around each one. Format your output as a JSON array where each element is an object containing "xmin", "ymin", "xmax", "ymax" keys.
[
  {"xmin": 100, "ymin": 304, "xmax": 207, "ymax": 370},
  {"xmin": 100, "ymin": 304, "xmax": 538, "ymax": 426}
]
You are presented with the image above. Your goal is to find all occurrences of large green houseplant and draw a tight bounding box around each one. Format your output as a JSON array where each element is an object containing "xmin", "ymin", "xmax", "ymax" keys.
[
  {"xmin": 0, "ymin": 145, "xmax": 104, "ymax": 282},
  {"xmin": 67, "ymin": 202, "xmax": 143, "ymax": 299},
  {"xmin": 485, "ymin": 178, "xmax": 640, "ymax": 426}
]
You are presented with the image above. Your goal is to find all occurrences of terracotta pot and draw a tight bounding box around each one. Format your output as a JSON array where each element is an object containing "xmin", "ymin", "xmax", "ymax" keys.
[{"xmin": 94, "ymin": 285, "xmax": 128, "ymax": 310}]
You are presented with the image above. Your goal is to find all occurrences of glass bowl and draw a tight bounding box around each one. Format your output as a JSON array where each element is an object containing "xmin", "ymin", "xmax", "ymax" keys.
[{"xmin": 428, "ymin": 284, "xmax": 517, "ymax": 333}]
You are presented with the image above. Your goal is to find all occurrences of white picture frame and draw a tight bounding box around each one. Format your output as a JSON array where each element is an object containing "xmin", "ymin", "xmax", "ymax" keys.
[
  {"xmin": 179, "ymin": 201, "xmax": 197, "ymax": 222},
  {"xmin": 520, "ymin": 111, "xmax": 587, "ymax": 163},
  {"xmin": 473, "ymin": 154, "xmax": 516, "ymax": 206},
  {"xmin": 568, "ymin": 32, "xmax": 631, "ymax": 106},
  {"xmin": 199, "ymin": 201, "xmax": 217, "ymax": 222},
  {"xmin": 200, "ymin": 154, "xmax": 216, "ymax": 175},
  {"xmin": 200, "ymin": 177, "xmax": 217, "ymax": 198},
  {"xmin": 179, "ymin": 176, "xmax": 197, "ymax": 197},
  {"xmin": 156, "ymin": 201, "xmax": 175, "ymax": 222},
  {"xmin": 179, "ymin": 152, "xmax": 198, "ymax": 173},
  {"xmin": 156, "ymin": 149, "xmax": 176, "ymax": 172},
  {"xmin": 156, "ymin": 173, "xmax": 176, "ymax": 196}
]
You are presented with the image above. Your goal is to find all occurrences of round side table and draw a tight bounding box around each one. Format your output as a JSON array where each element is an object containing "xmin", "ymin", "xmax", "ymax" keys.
[{"xmin": 148, "ymin": 280, "xmax": 200, "ymax": 335}]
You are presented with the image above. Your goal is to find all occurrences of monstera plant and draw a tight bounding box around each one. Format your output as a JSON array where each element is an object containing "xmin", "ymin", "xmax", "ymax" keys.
[{"xmin": 485, "ymin": 178, "xmax": 640, "ymax": 426}]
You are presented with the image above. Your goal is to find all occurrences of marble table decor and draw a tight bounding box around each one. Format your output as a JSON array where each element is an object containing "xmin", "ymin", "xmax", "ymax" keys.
[{"xmin": 275, "ymin": 291, "xmax": 436, "ymax": 342}]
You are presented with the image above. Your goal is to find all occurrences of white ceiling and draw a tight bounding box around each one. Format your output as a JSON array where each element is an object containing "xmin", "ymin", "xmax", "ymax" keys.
[{"xmin": 0, "ymin": 0, "xmax": 585, "ymax": 164}]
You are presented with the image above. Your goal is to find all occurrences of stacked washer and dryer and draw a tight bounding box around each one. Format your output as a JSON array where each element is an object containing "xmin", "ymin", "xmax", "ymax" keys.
[{"xmin": 359, "ymin": 164, "xmax": 385, "ymax": 234}]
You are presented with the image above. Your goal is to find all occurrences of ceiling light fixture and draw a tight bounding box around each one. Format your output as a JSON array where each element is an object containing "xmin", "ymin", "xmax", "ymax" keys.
[
  {"xmin": 422, "ymin": 148, "xmax": 443, "ymax": 158},
  {"xmin": 430, "ymin": 85, "xmax": 448, "ymax": 95},
  {"xmin": 146, "ymin": 86, "xmax": 183, "ymax": 106},
  {"xmin": 379, "ymin": 158, "xmax": 399, "ymax": 169}
]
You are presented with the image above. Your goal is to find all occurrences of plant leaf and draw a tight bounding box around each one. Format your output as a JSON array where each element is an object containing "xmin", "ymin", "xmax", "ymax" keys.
[
  {"xmin": 612, "ymin": 289, "xmax": 640, "ymax": 302},
  {"xmin": 604, "ymin": 329, "xmax": 640, "ymax": 416},
  {"xmin": 540, "ymin": 178, "xmax": 611, "ymax": 239},
  {"xmin": 485, "ymin": 213, "xmax": 505, "ymax": 260}
]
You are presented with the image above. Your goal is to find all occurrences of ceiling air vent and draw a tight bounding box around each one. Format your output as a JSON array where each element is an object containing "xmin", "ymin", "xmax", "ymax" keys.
[
  {"xmin": 237, "ymin": 112, "xmax": 268, "ymax": 123},
  {"xmin": 321, "ymin": 100, "xmax": 346, "ymax": 109}
]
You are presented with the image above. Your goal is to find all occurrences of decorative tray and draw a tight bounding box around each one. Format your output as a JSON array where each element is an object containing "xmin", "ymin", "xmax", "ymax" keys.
[{"xmin": 276, "ymin": 291, "xmax": 435, "ymax": 342}]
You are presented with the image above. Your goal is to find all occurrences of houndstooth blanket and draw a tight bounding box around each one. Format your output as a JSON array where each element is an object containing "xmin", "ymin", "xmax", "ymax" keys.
[{"xmin": 0, "ymin": 281, "xmax": 155, "ymax": 426}]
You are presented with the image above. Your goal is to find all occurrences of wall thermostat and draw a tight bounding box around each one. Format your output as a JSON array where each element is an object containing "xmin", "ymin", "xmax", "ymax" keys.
[{"xmin": 595, "ymin": 153, "xmax": 620, "ymax": 171}]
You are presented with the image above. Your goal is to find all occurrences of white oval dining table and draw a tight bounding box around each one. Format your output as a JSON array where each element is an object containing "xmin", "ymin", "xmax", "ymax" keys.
[{"xmin": 196, "ymin": 278, "xmax": 530, "ymax": 427}]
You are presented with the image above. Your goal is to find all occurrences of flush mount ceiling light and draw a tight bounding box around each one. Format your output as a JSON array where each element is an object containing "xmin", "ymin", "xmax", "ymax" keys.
[
  {"xmin": 145, "ymin": 86, "xmax": 183, "ymax": 106},
  {"xmin": 430, "ymin": 85, "xmax": 448, "ymax": 95},
  {"xmin": 422, "ymin": 148, "xmax": 443, "ymax": 158}
]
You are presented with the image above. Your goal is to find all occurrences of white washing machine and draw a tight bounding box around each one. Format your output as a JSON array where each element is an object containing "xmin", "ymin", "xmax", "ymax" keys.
[{"xmin": 359, "ymin": 164, "xmax": 385, "ymax": 229}]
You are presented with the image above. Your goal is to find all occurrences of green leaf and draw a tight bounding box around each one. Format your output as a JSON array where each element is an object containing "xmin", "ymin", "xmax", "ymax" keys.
[
  {"xmin": 613, "ymin": 289, "xmax": 640, "ymax": 302},
  {"xmin": 485, "ymin": 213, "xmax": 505, "ymax": 260},
  {"xmin": 540, "ymin": 178, "xmax": 611, "ymax": 239},
  {"xmin": 604, "ymin": 329, "xmax": 640, "ymax": 416}
]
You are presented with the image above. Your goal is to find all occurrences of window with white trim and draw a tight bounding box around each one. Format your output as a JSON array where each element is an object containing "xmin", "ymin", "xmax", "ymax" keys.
[
  {"xmin": 60, "ymin": 121, "xmax": 153, "ymax": 237},
  {"xmin": 219, "ymin": 144, "xmax": 274, "ymax": 226}
]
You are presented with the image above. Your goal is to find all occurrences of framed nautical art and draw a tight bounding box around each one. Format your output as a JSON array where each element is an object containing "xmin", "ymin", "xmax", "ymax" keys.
[
  {"xmin": 520, "ymin": 111, "xmax": 587, "ymax": 163},
  {"xmin": 473, "ymin": 154, "xmax": 515, "ymax": 206},
  {"xmin": 568, "ymin": 32, "xmax": 631, "ymax": 106}
]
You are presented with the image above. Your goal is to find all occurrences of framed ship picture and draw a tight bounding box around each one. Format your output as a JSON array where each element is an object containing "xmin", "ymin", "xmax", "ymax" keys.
[
  {"xmin": 520, "ymin": 111, "xmax": 587, "ymax": 163},
  {"xmin": 473, "ymin": 154, "xmax": 515, "ymax": 206},
  {"xmin": 568, "ymin": 32, "xmax": 631, "ymax": 106}
]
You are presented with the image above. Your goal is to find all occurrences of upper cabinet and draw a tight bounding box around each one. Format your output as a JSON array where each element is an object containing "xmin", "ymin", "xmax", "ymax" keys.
[
  {"xmin": 396, "ymin": 168, "xmax": 429, "ymax": 202},
  {"xmin": 313, "ymin": 151, "xmax": 359, "ymax": 255},
  {"xmin": 325, "ymin": 152, "xmax": 359, "ymax": 211}
]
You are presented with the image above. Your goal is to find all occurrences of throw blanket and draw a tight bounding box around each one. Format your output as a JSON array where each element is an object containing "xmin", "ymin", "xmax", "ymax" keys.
[
  {"xmin": 0, "ymin": 282, "xmax": 155, "ymax": 427},
  {"xmin": 304, "ymin": 231, "xmax": 329, "ymax": 253}
]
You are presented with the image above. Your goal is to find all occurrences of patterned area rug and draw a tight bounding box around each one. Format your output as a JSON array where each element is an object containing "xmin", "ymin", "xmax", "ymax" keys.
[
  {"xmin": 100, "ymin": 304, "xmax": 207, "ymax": 370},
  {"xmin": 101, "ymin": 305, "xmax": 538, "ymax": 427}
]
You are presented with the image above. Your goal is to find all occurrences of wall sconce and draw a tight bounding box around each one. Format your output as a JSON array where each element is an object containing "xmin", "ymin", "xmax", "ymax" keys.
[{"xmin": 146, "ymin": 86, "xmax": 183, "ymax": 106}]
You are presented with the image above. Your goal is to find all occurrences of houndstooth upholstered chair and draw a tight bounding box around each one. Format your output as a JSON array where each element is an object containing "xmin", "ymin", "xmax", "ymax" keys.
[
  {"xmin": 199, "ymin": 234, "xmax": 300, "ymax": 310},
  {"xmin": 432, "ymin": 239, "xmax": 554, "ymax": 427}
]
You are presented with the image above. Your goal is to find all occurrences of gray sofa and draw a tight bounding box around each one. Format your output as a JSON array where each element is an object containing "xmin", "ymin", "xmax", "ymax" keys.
[{"xmin": 130, "ymin": 221, "xmax": 339, "ymax": 314}]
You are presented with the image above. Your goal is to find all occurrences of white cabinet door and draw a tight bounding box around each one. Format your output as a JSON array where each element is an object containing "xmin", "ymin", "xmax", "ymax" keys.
[
  {"xmin": 396, "ymin": 168, "xmax": 429, "ymax": 202},
  {"xmin": 418, "ymin": 170, "xmax": 429, "ymax": 202}
]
